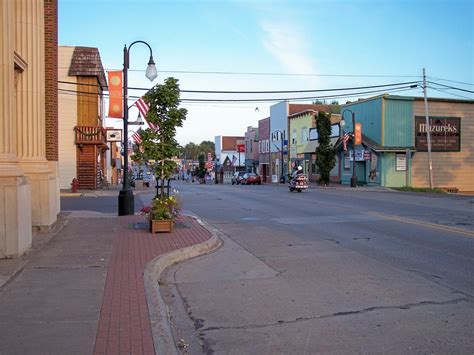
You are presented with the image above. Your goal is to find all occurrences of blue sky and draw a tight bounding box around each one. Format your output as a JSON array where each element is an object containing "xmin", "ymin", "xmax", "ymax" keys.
[{"xmin": 59, "ymin": 0, "xmax": 473, "ymax": 145}]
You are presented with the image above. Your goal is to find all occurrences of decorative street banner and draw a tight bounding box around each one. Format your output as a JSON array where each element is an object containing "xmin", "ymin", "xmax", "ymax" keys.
[
  {"xmin": 108, "ymin": 71, "xmax": 123, "ymax": 118},
  {"xmin": 354, "ymin": 123, "xmax": 362, "ymax": 145},
  {"xmin": 415, "ymin": 117, "xmax": 461, "ymax": 152}
]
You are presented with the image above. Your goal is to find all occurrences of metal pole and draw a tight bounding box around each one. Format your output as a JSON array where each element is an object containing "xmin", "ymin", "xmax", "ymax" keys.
[
  {"xmin": 281, "ymin": 137, "xmax": 284, "ymax": 183},
  {"xmin": 423, "ymin": 68, "xmax": 434, "ymax": 189},
  {"xmin": 118, "ymin": 45, "xmax": 135, "ymax": 215},
  {"xmin": 350, "ymin": 112, "xmax": 357, "ymax": 187}
]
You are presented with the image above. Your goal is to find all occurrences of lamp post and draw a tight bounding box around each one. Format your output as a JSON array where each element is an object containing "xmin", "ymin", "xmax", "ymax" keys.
[
  {"xmin": 118, "ymin": 41, "xmax": 157, "ymax": 216},
  {"xmin": 340, "ymin": 109, "xmax": 358, "ymax": 188},
  {"xmin": 274, "ymin": 130, "xmax": 285, "ymax": 183}
]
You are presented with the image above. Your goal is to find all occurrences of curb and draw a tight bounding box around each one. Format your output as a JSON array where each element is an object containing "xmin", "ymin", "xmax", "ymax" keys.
[
  {"xmin": 143, "ymin": 215, "xmax": 223, "ymax": 355},
  {"xmin": 60, "ymin": 192, "xmax": 82, "ymax": 197}
]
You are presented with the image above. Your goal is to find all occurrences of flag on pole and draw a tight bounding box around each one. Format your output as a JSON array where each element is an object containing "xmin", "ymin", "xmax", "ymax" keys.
[
  {"xmin": 231, "ymin": 155, "xmax": 237, "ymax": 166},
  {"xmin": 342, "ymin": 132, "xmax": 350, "ymax": 151},
  {"xmin": 134, "ymin": 97, "xmax": 159, "ymax": 132},
  {"xmin": 132, "ymin": 131, "xmax": 142, "ymax": 145},
  {"xmin": 135, "ymin": 97, "xmax": 149, "ymax": 117}
]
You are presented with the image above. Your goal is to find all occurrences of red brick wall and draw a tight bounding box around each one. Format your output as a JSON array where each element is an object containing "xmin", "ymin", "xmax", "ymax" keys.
[{"xmin": 44, "ymin": 0, "xmax": 58, "ymax": 161}]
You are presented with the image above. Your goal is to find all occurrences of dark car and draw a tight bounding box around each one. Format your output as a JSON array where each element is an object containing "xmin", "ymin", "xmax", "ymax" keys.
[
  {"xmin": 231, "ymin": 171, "xmax": 246, "ymax": 185},
  {"xmin": 241, "ymin": 173, "xmax": 262, "ymax": 185}
]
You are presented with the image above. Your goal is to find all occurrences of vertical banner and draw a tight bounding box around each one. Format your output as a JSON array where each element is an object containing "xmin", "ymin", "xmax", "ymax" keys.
[
  {"xmin": 354, "ymin": 123, "xmax": 362, "ymax": 145},
  {"xmin": 108, "ymin": 71, "xmax": 123, "ymax": 118}
]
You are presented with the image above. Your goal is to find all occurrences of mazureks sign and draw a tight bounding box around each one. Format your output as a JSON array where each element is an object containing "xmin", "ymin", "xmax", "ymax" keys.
[{"xmin": 415, "ymin": 117, "xmax": 461, "ymax": 152}]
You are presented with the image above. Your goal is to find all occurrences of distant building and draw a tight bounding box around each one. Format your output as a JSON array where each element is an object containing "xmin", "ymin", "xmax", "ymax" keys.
[
  {"xmin": 244, "ymin": 126, "xmax": 259, "ymax": 173},
  {"xmin": 338, "ymin": 94, "xmax": 473, "ymax": 191},
  {"xmin": 58, "ymin": 46, "xmax": 108, "ymax": 190},
  {"xmin": 269, "ymin": 101, "xmax": 334, "ymax": 183},
  {"xmin": 258, "ymin": 117, "xmax": 271, "ymax": 183},
  {"xmin": 215, "ymin": 135, "xmax": 245, "ymax": 183},
  {"xmin": 288, "ymin": 110, "xmax": 341, "ymax": 182}
]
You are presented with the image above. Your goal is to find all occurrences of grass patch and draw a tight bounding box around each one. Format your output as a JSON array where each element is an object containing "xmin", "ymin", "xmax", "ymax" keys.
[{"xmin": 392, "ymin": 187, "xmax": 447, "ymax": 194}]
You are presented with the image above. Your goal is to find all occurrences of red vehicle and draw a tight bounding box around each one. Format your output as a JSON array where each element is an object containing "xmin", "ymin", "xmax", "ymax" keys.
[{"xmin": 241, "ymin": 173, "xmax": 262, "ymax": 185}]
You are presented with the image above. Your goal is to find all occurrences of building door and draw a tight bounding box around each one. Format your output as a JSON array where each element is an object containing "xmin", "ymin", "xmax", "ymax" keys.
[{"xmin": 355, "ymin": 161, "xmax": 366, "ymax": 185}]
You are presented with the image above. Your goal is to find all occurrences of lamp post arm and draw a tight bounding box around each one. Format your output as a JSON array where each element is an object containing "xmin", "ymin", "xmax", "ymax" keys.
[{"xmin": 127, "ymin": 40, "xmax": 154, "ymax": 59}]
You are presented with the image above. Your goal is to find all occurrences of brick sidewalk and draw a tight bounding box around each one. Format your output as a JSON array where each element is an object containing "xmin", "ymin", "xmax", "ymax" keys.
[{"xmin": 94, "ymin": 215, "xmax": 212, "ymax": 355}]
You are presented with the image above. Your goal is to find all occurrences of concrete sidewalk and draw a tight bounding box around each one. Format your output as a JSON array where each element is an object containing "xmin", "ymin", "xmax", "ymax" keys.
[{"xmin": 0, "ymin": 211, "xmax": 218, "ymax": 354}]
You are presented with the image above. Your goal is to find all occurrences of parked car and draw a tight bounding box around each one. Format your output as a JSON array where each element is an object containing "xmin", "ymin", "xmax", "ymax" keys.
[
  {"xmin": 241, "ymin": 173, "xmax": 262, "ymax": 185},
  {"xmin": 231, "ymin": 171, "xmax": 246, "ymax": 185}
]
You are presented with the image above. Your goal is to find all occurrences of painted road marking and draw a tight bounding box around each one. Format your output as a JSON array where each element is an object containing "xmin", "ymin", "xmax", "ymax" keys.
[{"xmin": 365, "ymin": 211, "xmax": 474, "ymax": 238}]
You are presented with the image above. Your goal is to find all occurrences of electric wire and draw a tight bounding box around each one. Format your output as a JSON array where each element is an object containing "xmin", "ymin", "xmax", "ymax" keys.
[
  {"xmin": 428, "ymin": 76, "xmax": 473, "ymax": 86},
  {"xmin": 58, "ymin": 80, "xmax": 419, "ymax": 94},
  {"xmin": 427, "ymin": 86, "xmax": 473, "ymax": 100},
  {"xmin": 58, "ymin": 85, "xmax": 420, "ymax": 104},
  {"xmin": 426, "ymin": 81, "xmax": 474, "ymax": 94}
]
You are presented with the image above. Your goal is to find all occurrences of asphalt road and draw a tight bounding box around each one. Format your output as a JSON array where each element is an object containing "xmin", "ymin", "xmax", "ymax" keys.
[{"xmin": 161, "ymin": 181, "xmax": 474, "ymax": 354}]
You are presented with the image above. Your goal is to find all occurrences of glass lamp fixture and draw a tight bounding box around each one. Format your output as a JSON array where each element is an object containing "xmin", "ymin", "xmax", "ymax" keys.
[{"xmin": 146, "ymin": 56, "xmax": 158, "ymax": 81}]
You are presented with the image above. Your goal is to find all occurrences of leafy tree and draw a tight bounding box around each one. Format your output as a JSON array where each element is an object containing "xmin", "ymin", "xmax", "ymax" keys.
[
  {"xmin": 179, "ymin": 141, "xmax": 215, "ymax": 161},
  {"xmin": 196, "ymin": 154, "xmax": 206, "ymax": 178},
  {"xmin": 315, "ymin": 111, "xmax": 336, "ymax": 186},
  {"xmin": 138, "ymin": 77, "xmax": 187, "ymax": 198}
]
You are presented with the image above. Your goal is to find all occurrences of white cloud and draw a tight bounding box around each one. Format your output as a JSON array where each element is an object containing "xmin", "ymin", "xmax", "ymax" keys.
[{"xmin": 260, "ymin": 20, "xmax": 318, "ymax": 76}]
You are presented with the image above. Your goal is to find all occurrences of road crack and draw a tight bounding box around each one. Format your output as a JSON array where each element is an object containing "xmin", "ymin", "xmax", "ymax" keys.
[{"xmin": 201, "ymin": 297, "xmax": 472, "ymax": 332}]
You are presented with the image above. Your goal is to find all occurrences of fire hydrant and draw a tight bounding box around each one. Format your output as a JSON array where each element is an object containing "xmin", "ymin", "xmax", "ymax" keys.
[{"xmin": 71, "ymin": 178, "xmax": 79, "ymax": 193}]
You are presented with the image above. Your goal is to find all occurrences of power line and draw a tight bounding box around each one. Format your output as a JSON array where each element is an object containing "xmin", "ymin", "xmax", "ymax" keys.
[
  {"xmin": 428, "ymin": 76, "xmax": 473, "ymax": 86},
  {"xmin": 130, "ymin": 69, "xmax": 422, "ymax": 78},
  {"xmin": 427, "ymin": 86, "xmax": 473, "ymax": 100},
  {"xmin": 59, "ymin": 84, "xmax": 420, "ymax": 103},
  {"xmin": 427, "ymin": 81, "xmax": 474, "ymax": 94},
  {"xmin": 179, "ymin": 85, "xmax": 420, "ymax": 103},
  {"xmin": 59, "ymin": 79, "xmax": 419, "ymax": 95}
]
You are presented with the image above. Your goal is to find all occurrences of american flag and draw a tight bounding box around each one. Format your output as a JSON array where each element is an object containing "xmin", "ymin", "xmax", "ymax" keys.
[
  {"xmin": 132, "ymin": 131, "xmax": 142, "ymax": 145},
  {"xmin": 342, "ymin": 132, "xmax": 351, "ymax": 151},
  {"xmin": 231, "ymin": 155, "xmax": 237, "ymax": 166},
  {"xmin": 134, "ymin": 97, "xmax": 159, "ymax": 132},
  {"xmin": 135, "ymin": 97, "xmax": 149, "ymax": 117}
]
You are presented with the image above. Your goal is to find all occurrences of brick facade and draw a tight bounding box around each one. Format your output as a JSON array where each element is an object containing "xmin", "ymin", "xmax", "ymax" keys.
[{"xmin": 44, "ymin": 0, "xmax": 58, "ymax": 161}]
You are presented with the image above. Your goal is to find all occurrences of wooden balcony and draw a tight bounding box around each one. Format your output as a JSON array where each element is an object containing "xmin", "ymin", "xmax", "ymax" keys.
[{"xmin": 74, "ymin": 125, "xmax": 106, "ymax": 145}]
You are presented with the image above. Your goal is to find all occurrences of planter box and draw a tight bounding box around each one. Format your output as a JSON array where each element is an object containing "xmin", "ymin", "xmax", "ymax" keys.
[{"xmin": 149, "ymin": 219, "xmax": 174, "ymax": 233}]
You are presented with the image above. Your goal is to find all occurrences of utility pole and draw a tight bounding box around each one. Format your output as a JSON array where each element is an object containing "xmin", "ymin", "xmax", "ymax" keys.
[{"xmin": 423, "ymin": 68, "xmax": 434, "ymax": 189}]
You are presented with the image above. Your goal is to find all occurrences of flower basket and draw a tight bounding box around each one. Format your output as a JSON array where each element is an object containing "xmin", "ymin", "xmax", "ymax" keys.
[
  {"xmin": 141, "ymin": 191, "xmax": 181, "ymax": 234},
  {"xmin": 149, "ymin": 219, "xmax": 174, "ymax": 233}
]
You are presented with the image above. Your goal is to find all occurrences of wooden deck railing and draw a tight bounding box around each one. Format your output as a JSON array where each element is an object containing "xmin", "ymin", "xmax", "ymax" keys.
[{"xmin": 74, "ymin": 126, "xmax": 106, "ymax": 145}]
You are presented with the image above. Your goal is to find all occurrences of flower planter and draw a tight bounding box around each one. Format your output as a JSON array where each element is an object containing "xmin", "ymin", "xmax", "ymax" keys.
[{"xmin": 149, "ymin": 219, "xmax": 174, "ymax": 233}]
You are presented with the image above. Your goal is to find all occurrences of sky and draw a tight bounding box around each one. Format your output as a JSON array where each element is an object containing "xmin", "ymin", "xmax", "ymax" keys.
[{"xmin": 58, "ymin": 0, "xmax": 473, "ymax": 145}]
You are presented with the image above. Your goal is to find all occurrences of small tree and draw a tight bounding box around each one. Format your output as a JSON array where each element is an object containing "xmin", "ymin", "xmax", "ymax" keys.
[
  {"xmin": 315, "ymin": 111, "xmax": 336, "ymax": 186},
  {"xmin": 140, "ymin": 77, "xmax": 187, "ymax": 198},
  {"xmin": 196, "ymin": 154, "xmax": 206, "ymax": 179}
]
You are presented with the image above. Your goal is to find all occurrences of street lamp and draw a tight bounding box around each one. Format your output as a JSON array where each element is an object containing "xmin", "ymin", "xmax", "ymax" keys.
[
  {"xmin": 118, "ymin": 40, "xmax": 157, "ymax": 216},
  {"xmin": 274, "ymin": 130, "xmax": 285, "ymax": 183},
  {"xmin": 340, "ymin": 109, "xmax": 358, "ymax": 188}
]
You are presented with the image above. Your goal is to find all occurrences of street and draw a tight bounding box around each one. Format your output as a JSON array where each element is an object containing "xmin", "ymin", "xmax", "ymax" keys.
[{"xmin": 161, "ymin": 181, "xmax": 474, "ymax": 354}]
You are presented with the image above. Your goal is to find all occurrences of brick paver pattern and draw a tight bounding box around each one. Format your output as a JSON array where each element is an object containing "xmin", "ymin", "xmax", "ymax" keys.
[{"xmin": 94, "ymin": 215, "xmax": 211, "ymax": 355}]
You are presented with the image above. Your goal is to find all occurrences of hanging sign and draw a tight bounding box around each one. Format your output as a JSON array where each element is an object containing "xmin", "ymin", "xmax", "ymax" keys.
[
  {"xmin": 106, "ymin": 129, "xmax": 122, "ymax": 142},
  {"xmin": 108, "ymin": 71, "xmax": 123, "ymax": 118},
  {"xmin": 354, "ymin": 123, "xmax": 362, "ymax": 145}
]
